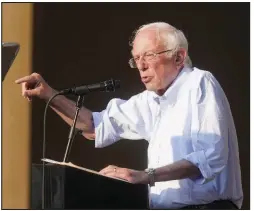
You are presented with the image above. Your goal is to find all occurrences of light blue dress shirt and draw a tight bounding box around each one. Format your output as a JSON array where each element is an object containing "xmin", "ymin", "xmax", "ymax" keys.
[{"xmin": 92, "ymin": 67, "xmax": 243, "ymax": 209}]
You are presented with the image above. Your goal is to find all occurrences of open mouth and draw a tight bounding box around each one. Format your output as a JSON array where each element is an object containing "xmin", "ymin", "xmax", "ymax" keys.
[{"xmin": 141, "ymin": 76, "xmax": 152, "ymax": 83}]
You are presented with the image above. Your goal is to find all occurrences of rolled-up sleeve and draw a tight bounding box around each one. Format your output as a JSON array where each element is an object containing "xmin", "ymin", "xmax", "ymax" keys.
[
  {"xmin": 92, "ymin": 95, "xmax": 146, "ymax": 148},
  {"xmin": 184, "ymin": 72, "xmax": 229, "ymax": 184},
  {"xmin": 92, "ymin": 109, "xmax": 119, "ymax": 148}
]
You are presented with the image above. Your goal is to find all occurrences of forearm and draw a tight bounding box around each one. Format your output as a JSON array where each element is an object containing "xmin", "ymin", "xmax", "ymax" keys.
[
  {"xmin": 48, "ymin": 89, "xmax": 95, "ymax": 139},
  {"xmin": 154, "ymin": 159, "xmax": 201, "ymax": 182}
]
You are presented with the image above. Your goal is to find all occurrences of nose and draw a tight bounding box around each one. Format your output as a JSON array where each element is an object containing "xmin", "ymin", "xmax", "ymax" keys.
[{"xmin": 136, "ymin": 59, "xmax": 148, "ymax": 72}]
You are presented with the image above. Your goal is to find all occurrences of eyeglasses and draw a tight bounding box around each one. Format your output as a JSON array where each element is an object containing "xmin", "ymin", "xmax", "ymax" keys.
[{"xmin": 128, "ymin": 49, "xmax": 174, "ymax": 68}]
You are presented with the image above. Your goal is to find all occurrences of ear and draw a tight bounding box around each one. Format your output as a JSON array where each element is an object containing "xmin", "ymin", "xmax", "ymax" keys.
[{"xmin": 175, "ymin": 49, "xmax": 187, "ymax": 66}]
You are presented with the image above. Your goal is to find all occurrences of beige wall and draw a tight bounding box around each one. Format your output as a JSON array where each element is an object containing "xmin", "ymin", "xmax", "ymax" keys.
[{"xmin": 2, "ymin": 3, "xmax": 33, "ymax": 208}]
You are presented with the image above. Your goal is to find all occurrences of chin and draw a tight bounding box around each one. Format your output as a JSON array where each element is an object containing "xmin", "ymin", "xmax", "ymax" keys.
[
  {"xmin": 145, "ymin": 84, "xmax": 166, "ymax": 95},
  {"xmin": 145, "ymin": 84, "xmax": 156, "ymax": 92}
]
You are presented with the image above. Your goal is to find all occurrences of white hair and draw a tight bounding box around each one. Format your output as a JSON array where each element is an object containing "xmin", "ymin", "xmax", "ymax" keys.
[{"xmin": 130, "ymin": 22, "xmax": 192, "ymax": 67}]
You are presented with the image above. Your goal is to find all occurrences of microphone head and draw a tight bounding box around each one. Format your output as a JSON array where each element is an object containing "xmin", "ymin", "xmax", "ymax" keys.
[
  {"xmin": 113, "ymin": 80, "xmax": 120, "ymax": 89},
  {"xmin": 104, "ymin": 79, "xmax": 120, "ymax": 92}
]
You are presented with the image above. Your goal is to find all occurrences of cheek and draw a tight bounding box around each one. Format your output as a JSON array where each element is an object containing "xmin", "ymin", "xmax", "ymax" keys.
[
  {"xmin": 149, "ymin": 62, "xmax": 161, "ymax": 76},
  {"xmin": 152, "ymin": 63, "xmax": 167, "ymax": 80}
]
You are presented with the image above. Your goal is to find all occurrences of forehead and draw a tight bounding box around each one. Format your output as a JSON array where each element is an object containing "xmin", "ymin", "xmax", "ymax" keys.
[{"xmin": 131, "ymin": 28, "xmax": 163, "ymax": 56}]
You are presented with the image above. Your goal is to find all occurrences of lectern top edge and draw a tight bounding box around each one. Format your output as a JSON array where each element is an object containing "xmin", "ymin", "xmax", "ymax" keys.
[{"xmin": 41, "ymin": 158, "xmax": 130, "ymax": 183}]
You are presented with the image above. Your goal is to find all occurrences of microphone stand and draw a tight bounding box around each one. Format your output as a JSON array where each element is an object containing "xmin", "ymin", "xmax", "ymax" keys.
[{"xmin": 63, "ymin": 95, "xmax": 84, "ymax": 163}]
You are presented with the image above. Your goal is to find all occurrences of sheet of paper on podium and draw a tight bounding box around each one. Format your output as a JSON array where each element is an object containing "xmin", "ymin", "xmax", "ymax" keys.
[{"xmin": 42, "ymin": 158, "xmax": 129, "ymax": 183}]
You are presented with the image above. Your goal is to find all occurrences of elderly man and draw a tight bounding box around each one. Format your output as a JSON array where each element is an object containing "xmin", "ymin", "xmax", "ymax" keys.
[{"xmin": 16, "ymin": 22, "xmax": 243, "ymax": 209}]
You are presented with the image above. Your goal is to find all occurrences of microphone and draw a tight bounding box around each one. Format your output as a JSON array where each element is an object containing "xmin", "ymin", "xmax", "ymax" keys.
[{"xmin": 59, "ymin": 79, "xmax": 120, "ymax": 95}]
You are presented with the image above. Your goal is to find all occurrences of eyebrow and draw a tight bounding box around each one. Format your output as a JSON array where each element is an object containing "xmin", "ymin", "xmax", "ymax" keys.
[{"xmin": 131, "ymin": 49, "xmax": 157, "ymax": 58}]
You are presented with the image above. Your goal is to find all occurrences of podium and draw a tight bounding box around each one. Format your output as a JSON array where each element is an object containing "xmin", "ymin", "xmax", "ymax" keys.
[{"xmin": 31, "ymin": 161, "xmax": 148, "ymax": 209}]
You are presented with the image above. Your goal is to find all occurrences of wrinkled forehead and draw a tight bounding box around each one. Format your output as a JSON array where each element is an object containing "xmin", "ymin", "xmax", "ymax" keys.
[{"xmin": 131, "ymin": 28, "xmax": 164, "ymax": 56}]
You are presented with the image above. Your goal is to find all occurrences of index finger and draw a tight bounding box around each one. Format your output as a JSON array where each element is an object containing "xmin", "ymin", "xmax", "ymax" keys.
[{"xmin": 15, "ymin": 75, "xmax": 36, "ymax": 84}]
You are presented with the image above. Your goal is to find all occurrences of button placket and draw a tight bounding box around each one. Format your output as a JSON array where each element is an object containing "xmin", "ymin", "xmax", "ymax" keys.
[
  {"xmin": 148, "ymin": 100, "xmax": 161, "ymax": 168},
  {"xmin": 157, "ymin": 98, "xmax": 168, "ymax": 165}
]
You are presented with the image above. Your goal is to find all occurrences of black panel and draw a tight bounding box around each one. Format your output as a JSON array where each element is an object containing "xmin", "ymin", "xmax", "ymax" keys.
[{"xmin": 31, "ymin": 164, "xmax": 148, "ymax": 209}]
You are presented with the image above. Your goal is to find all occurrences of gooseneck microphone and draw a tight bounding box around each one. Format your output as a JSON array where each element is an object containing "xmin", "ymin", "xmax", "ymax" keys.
[{"xmin": 59, "ymin": 79, "xmax": 120, "ymax": 95}]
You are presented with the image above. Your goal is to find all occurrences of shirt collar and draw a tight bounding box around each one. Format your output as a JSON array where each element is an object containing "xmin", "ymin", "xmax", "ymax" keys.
[{"xmin": 149, "ymin": 66, "xmax": 193, "ymax": 106}]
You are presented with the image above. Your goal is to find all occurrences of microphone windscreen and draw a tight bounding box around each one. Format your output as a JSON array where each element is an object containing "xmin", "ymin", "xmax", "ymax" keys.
[{"xmin": 114, "ymin": 80, "xmax": 120, "ymax": 89}]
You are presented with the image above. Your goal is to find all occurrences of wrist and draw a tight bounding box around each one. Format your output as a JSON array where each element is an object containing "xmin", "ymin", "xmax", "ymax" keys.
[
  {"xmin": 144, "ymin": 168, "xmax": 156, "ymax": 186},
  {"xmin": 44, "ymin": 88, "xmax": 57, "ymax": 101}
]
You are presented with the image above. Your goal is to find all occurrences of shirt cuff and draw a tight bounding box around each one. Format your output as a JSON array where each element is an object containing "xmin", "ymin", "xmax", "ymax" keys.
[
  {"xmin": 184, "ymin": 150, "xmax": 215, "ymax": 184},
  {"xmin": 92, "ymin": 111, "xmax": 102, "ymax": 129},
  {"xmin": 92, "ymin": 111, "xmax": 118, "ymax": 148}
]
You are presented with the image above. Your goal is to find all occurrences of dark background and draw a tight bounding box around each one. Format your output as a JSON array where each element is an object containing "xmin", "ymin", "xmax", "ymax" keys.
[{"xmin": 31, "ymin": 2, "xmax": 250, "ymax": 209}]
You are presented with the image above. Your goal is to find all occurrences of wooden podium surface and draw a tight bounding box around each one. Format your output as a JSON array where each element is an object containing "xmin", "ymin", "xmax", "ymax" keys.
[{"xmin": 31, "ymin": 159, "xmax": 148, "ymax": 209}]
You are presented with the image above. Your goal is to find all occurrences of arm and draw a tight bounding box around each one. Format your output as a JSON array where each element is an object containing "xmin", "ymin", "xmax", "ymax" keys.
[
  {"xmin": 154, "ymin": 73, "xmax": 229, "ymax": 184},
  {"xmin": 153, "ymin": 159, "xmax": 201, "ymax": 182},
  {"xmin": 49, "ymin": 90, "xmax": 95, "ymax": 140},
  {"xmin": 93, "ymin": 94, "xmax": 149, "ymax": 148},
  {"xmin": 153, "ymin": 73, "xmax": 229, "ymax": 184},
  {"xmin": 15, "ymin": 73, "xmax": 95, "ymax": 139},
  {"xmin": 100, "ymin": 159, "xmax": 201, "ymax": 184}
]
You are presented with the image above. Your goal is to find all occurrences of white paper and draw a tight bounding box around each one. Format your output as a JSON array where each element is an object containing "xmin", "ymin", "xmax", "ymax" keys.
[{"xmin": 41, "ymin": 158, "xmax": 129, "ymax": 183}]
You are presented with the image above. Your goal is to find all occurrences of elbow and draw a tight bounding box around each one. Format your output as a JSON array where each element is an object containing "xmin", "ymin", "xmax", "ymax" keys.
[
  {"xmin": 197, "ymin": 162, "xmax": 227, "ymax": 184},
  {"xmin": 185, "ymin": 150, "xmax": 228, "ymax": 184},
  {"xmin": 82, "ymin": 132, "xmax": 95, "ymax": 140}
]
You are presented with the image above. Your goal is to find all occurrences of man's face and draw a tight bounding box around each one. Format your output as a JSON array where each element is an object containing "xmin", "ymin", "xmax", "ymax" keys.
[{"xmin": 132, "ymin": 29, "xmax": 178, "ymax": 95}]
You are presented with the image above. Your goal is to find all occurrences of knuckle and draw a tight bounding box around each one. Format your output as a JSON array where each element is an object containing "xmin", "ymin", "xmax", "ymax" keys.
[
  {"xmin": 31, "ymin": 72, "xmax": 39, "ymax": 76},
  {"xmin": 31, "ymin": 73, "xmax": 37, "ymax": 78},
  {"xmin": 32, "ymin": 72, "xmax": 41, "ymax": 80}
]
